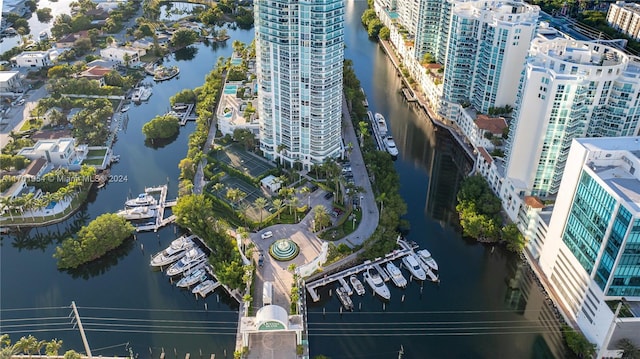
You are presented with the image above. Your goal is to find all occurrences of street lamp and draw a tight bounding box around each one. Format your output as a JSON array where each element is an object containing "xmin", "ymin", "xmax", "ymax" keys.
[{"xmin": 360, "ymin": 195, "xmax": 364, "ymax": 208}]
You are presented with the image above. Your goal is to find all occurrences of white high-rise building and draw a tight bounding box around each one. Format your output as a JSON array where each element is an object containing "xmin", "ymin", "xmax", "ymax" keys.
[
  {"xmin": 538, "ymin": 137, "xmax": 640, "ymax": 357},
  {"xmin": 255, "ymin": 0, "xmax": 344, "ymax": 169},
  {"xmin": 505, "ymin": 38, "xmax": 640, "ymax": 198},
  {"xmin": 607, "ymin": 1, "xmax": 640, "ymax": 41},
  {"xmin": 441, "ymin": 0, "xmax": 539, "ymax": 114}
]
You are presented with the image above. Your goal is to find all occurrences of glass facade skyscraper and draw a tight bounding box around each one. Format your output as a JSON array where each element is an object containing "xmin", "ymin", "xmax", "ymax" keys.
[{"xmin": 255, "ymin": 0, "xmax": 345, "ymax": 169}]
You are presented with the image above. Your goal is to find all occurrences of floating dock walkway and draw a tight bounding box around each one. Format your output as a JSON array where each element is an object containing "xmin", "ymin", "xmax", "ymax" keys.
[
  {"xmin": 402, "ymin": 87, "xmax": 417, "ymax": 102},
  {"xmin": 305, "ymin": 239, "xmax": 418, "ymax": 302},
  {"xmin": 134, "ymin": 185, "xmax": 177, "ymax": 232}
]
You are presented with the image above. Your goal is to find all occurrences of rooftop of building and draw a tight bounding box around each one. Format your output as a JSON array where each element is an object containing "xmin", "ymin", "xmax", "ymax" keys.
[
  {"xmin": 579, "ymin": 137, "xmax": 640, "ymax": 212},
  {"xmin": 32, "ymin": 138, "xmax": 75, "ymax": 153},
  {"xmin": 23, "ymin": 158, "xmax": 48, "ymax": 177},
  {"xmin": 475, "ymin": 114, "xmax": 507, "ymax": 135},
  {"xmin": 613, "ymin": 1, "xmax": 640, "ymax": 13},
  {"xmin": 0, "ymin": 71, "xmax": 19, "ymax": 82},
  {"xmin": 454, "ymin": 0, "xmax": 539, "ymax": 20}
]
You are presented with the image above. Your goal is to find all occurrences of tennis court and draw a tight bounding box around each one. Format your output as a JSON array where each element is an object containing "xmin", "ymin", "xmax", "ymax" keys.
[
  {"xmin": 219, "ymin": 176, "xmax": 271, "ymax": 221},
  {"xmin": 216, "ymin": 145, "xmax": 273, "ymax": 178}
]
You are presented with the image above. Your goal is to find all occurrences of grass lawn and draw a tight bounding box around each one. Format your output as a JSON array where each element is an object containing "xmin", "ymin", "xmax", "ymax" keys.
[
  {"xmin": 19, "ymin": 118, "xmax": 43, "ymax": 132},
  {"xmin": 83, "ymin": 158, "xmax": 104, "ymax": 165},
  {"xmin": 87, "ymin": 148, "xmax": 107, "ymax": 157},
  {"xmin": 319, "ymin": 208, "xmax": 362, "ymax": 241}
]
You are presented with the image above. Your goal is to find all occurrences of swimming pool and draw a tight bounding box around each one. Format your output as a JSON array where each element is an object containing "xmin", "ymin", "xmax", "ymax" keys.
[
  {"xmin": 223, "ymin": 85, "xmax": 238, "ymax": 95},
  {"xmin": 231, "ymin": 58, "xmax": 242, "ymax": 66},
  {"xmin": 45, "ymin": 201, "xmax": 57, "ymax": 210}
]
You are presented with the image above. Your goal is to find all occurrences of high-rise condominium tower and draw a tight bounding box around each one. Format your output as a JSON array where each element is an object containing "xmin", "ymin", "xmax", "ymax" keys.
[
  {"xmin": 442, "ymin": 0, "xmax": 539, "ymax": 113},
  {"xmin": 255, "ymin": 0, "xmax": 345, "ymax": 169},
  {"xmin": 505, "ymin": 38, "xmax": 640, "ymax": 197}
]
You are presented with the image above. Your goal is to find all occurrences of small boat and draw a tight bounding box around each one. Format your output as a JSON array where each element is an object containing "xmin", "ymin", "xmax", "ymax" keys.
[
  {"xmin": 336, "ymin": 287, "xmax": 354, "ymax": 311},
  {"xmin": 176, "ymin": 267, "xmax": 207, "ymax": 287},
  {"xmin": 131, "ymin": 87, "xmax": 152, "ymax": 102},
  {"xmin": 350, "ymin": 275, "xmax": 365, "ymax": 296},
  {"xmin": 363, "ymin": 267, "xmax": 391, "ymax": 300},
  {"xmin": 192, "ymin": 279, "xmax": 219, "ymax": 297},
  {"xmin": 117, "ymin": 206, "xmax": 156, "ymax": 220},
  {"xmin": 374, "ymin": 113, "xmax": 388, "ymax": 137},
  {"xmin": 125, "ymin": 193, "xmax": 157, "ymax": 208},
  {"xmin": 120, "ymin": 105, "xmax": 130, "ymax": 113},
  {"xmin": 110, "ymin": 155, "xmax": 120, "ymax": 163},
  {"xmin": 402, "ymin": 254, "xmax": 427, "ymax": 281},
  {"xmin": 416, "ymin": 249, "xmax": 439, "ymax": 271},
  {"xmin": 166, "ymin": 248, "xmax": 207, "ymax": 276},
  {"xmin": 386, "ymin": 262, "xmax": 407, "ymax": 288},
  {"xmin": 150, "ymin": 235, "xmax": 194, "ymax": 267},
  {"xmin": 172, "ymin": 104, "xmax": 189, "ymax": 111},
  {"xmin": 384, "ymin": 136, "xmax": 399, "ymax": 157}
]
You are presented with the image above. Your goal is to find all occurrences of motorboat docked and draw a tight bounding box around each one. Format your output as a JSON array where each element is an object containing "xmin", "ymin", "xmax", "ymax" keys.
[
  {"xmin": 350, "ymin": 275, "xmax": 366, "ymax": 296},
  {"xmin": 363, "ymin": 267, "xmax": 391, "ymax": 300},
  {"xmin": 402, "ymin": 254, "xmax": 427, "ymax": 281},
  {"xmin": 117, "ymin": 206, "xmax": 156, "ymax": 220},
  {"xmin": 384, "ymin": 136, "xmax": 399, "ymax": 157},
  {"xmin": 172, "ymin": 104, "xmax": 189, "ymax": 111},
  {"xmin": 374, "ymin": 113, "xmax": 388, "ymax": 137},
  {"xmin": 386, "ymin": 261, "xmax": 407, "ymax": 288},
  {"xmin": 126, "ymin": 193, "xmax": 157, "ymax": 208},
  {"xmin": 131, "ymin": 87, "xmax": 152, "ymax": 102},
  {"xmin": 166, "ymin": 248, "xmax": 207, "ymax": 276},
  {"xmin": 120, "ymin": 105, "xmax": 130, "ymax": 113},
  {"xmin": 416, "ymin": 249, "xmax": 438, "ymax": 271},
  {"xmin": 192, "ymin": 279, "xmax": 219, "ymax": 297},
  {"xmin": 149, "ymin": 235, "xmax": 194, "ymax": 267},
  {"xmin": 176, "ymin": 267, "xmax": 207, "ymax": 287},
  {"xmin": 336, "ymin": 287, "xmax": 354, "ymax": 311}
]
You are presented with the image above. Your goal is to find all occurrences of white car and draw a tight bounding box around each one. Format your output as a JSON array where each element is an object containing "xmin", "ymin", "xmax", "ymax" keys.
[
  {"xmin": 261, "ymin": 231, "xmax": 273, "ymax": 240},
  {"xmin": 17, "ymin": 99, "xmax": 25, "ymax": 106}
]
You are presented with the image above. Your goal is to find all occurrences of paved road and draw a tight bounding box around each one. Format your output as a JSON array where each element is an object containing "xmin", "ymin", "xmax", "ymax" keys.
[
  {"xmin": 336, "ymin": 95, "xmax": 380, "ymax": 247},
  {"xmin": 0, "ymin": 85, "xmax": 49, "ymax": 150}
]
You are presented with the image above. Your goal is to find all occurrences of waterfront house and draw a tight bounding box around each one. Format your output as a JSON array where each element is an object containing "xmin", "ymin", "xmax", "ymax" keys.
[
  {"xmin": 17, "ymin": 138, "xmax": 88, "ymax": 170},
  {"xmin": 21, "ymin": 158, "xmax": 51, "ymax": 181},
  {"xmin": 10, "ymin": 51, "xmax": 53, "ymax": 68},
  {"xmin": 100, "ymin": 45, "xmax": 145, "ymax": 66},
  {"xmin": 55, "ymin": 34, "xmax": 77, "ymax": 49},
  {"xmin": 77, "ymin": 65, "xmax": 112, "ymax": 86}
]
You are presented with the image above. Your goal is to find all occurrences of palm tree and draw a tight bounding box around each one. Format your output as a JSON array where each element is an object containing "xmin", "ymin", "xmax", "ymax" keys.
[
  {"xmin": 212, "ymin": 182, "xmax": 224, "ymax": 198},
  {"xmin": 289, "ymin": 196, "xmax": 299, "ymax": 220},
  {"xmin": 0, "ymin": 197, "xmax": 14, "ymax": 220},
  {"xmin": 376, "ymin": 192, "xmax": 387, "ymax": 213},
  {"xmin": 44, "ymin": 340, "xmax": 63, "ymax": 356},
  {"xmin": 272, "ymin": 198, "xmax": 284, "ymax": 220},
  {"xmin": 358, "ymin": 121, "xmax": 369, "ymax": 145},
  {"xmin": 254, "ymin": 197, "xmax": 268, "ymax": 229},
  {"xmin": 299, "ymin": 186, "xmax": 310, "ymax": 207},
  {"xmin": 13, "ymin": 335, "xmax": 38, "ymax": 357}
]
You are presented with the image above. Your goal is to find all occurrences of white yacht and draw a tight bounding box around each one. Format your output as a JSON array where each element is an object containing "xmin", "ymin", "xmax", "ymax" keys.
[
  {"xmin": 132, "ymin": 87, "xmax": 152, "ymax": 102},
  {"xmin": 374, "ymin": 113, "xmax": 388, "ymax": 137},
  {"xmin": 336, "ymin": 287, "xmax": 354, "ymax": 311},
  {"xmin": 126, "ymin": 193, "xmax": 157, "ymax": 208},
  {"xmin": 350, "ymin": 275, "xmax": 365, "ymax": 296},
  {"xmin": 166, "ymin": 248, "xmax": 207, "ymax": 276},
  {"xmin": 416, "ymin": 249, "xmax": 439, "ymax": 271},
  {"xmin": 386, "ymin": 262, "xmax": 407, "ymax": 288},
  {"xmin": 384, "ymin": 136, "xmax": 399, "ymax": 157},
  {"xmin": 120, "ymin": 105, "xmax": 130, "ymax": 113},
  {"xmin": 363, "ymin": 267, "xmax": 391, "ymax": 300},
  {"xmin": 402, "ymin": 255, "xmax": 427, "ymax": 281},
  {"xmin": 177, "ymin": 267, "xmax": 207, "ymax": 288},
  {"xmin": 192, "ymin": 279, "xmax": 219, "ymax": 297},
  {"xmin": 150, "ymin": 235, "xmax": 194, "ymax": 267},
  {"xmin": 117, "ymin": 206, "xmax": 156, "ymax": 220}
]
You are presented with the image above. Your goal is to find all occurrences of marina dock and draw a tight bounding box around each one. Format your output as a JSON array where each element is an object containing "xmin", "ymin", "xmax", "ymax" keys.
[
  {"xmin": 171, "ymin": 103, "xmax": 197, "ymax": 125},
  {"xmin": 305, "ymin": 239, "xmax": 418, "ymax": 302},
  {"xmin": 402, "ymin": 87, "xmax": 417, "ymax": 102},
  {"xmin": 132, "ymin": 185, "xmax": 178, "ymax": 232}
]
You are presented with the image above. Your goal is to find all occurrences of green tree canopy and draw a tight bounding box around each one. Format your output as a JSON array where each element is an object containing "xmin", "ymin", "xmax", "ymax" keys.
[
  {"xmin": 53, "ymin": 213, "xmax": 135, "ymax": 269},
  {"xmin": 170, "ymin": 28, "xmax": 198, "ymax": 48},
  {"xmin": 142, "ymin": 113, "xmax": 180, "ymax": 140}
]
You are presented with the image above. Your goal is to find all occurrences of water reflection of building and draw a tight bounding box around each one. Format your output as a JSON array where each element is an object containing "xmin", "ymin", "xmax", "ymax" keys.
[
  {"xmin": 504, "ymin": 258, "xmax": 568, "ymax": 359},
  {"xmin": 425, "ymin": 127, "xmax": 473, "ymax": 225}
]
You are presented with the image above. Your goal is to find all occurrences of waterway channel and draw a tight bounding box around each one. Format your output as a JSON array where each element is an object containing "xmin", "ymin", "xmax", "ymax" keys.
[{"xmin": 1, "ymin": 1, "xmax": 568, "ymax": 358}]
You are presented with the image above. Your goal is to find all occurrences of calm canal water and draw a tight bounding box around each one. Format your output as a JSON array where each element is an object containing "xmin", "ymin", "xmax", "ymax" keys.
[{"xmin": 1, "ymin": 1, "xmax": 567, "ymax": 358}]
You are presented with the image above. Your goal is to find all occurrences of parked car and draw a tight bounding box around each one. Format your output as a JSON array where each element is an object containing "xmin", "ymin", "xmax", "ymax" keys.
[
  {"xmin": 258, "ymin": 253, "xmax": 264, "ymax": 267},
  {"xmin": 261, "ymin": 231, "xmax": 273, "ymax": 240},
  {"xmin": 17, "ymin": 99, "xmax": 25, "ymax": 106},
  {"xmin": 324, "ymin": 192, "xmax": 334, "ymax": 200}
]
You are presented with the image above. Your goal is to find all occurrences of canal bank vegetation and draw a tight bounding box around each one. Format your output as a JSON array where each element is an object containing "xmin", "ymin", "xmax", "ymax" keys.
[
  {"xmin": 561, "ymin": 325, "xmax": 596, "ymax": 359},
  {"xmin": 173, "ymin": 194, "xmax": 246, "ymax": 289},
  {"xmin": 53, "ymin": 213, "xmax": 135, "ymax": 269},
  {"xmin": 0, "ymin": 334, "xmax": 66, "ymax": 357},
  {"xmin": 456, "ymin": 175, "xmax": 525, "ymax": 252},
  {"xmin": 342, "ymin": 59, "xmax": 408, "ymax": 259}
]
